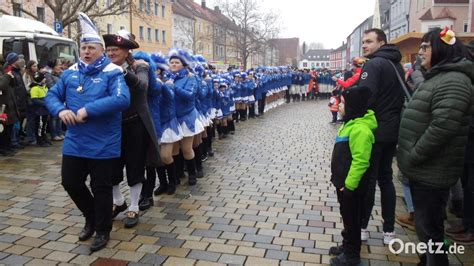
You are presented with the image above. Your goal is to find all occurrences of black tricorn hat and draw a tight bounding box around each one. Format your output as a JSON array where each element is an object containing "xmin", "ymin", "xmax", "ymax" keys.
[{"xmin": 103, "ymin": 30, "xmax": 139, "ymax": 49}]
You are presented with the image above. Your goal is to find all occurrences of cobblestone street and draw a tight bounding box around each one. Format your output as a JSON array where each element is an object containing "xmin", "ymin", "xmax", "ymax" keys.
[{"xmin": 0, "ymin": 101, "xmax": 472, "ymax": 265}]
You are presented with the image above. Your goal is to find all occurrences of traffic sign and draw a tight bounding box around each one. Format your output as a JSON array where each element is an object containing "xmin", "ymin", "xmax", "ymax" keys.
[{"xmin": 54, "ymin": 20, "xmax": 63, "ymax": 34}]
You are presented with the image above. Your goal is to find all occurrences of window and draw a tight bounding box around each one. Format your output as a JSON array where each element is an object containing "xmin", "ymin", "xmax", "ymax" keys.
[
  {"xmin": 139, "ymin": 26, "xmax": 144, "ymax": 40},
  {"xmin": 316, "ymin": 62, "xmax": 320, "ymax": 67},
  {"xmin": 464, "ymin": 22, "xmax": 469, "ymax": 33},
  {"xmin": 107, "ymin": 24, "xmax": 113, "ymax": 34},
  {"xmin": 147, "ymin": 0, "xmax": 151, "ymax": 14},
  {"xmin": 120, "ymin": 26, "xmax": 125, "ymax": 30},
  {"xmin": 162, "ymin": 30, "xmax": 166, "ymax": 43},
  {"xmin": 139, "ymin": 0, "xmax": 145, "ymax": 11},
  {"xmin": 155, "ymin": 29, "xmax": 160, "ymax": 42},
  {"xmin": 311, "ymin": 63, "xmax": 315, "ymax": 67},
  {"xmin": 13, "ymin": 3, "xmax": 22, "ymax": 17},
  {"xmin": 162, "ymin": 5, "xmax": 166, "ymax": 17},
  {"xmin": 37, "ymin": 7, "xmax": 45, "ymax": 22},
  {"xmin": 174, "ymin": 40, "xmax": 178, "ymax": 46},
  {"xmin": 198, "ymin": 23, "xmax": 201, "ymax": 33},
  {"xmin": 326, "ymin": 62, "xmax": 330, "ymax": 67},
  {"xmin": 106, "ymin": 0, "xmax": 111, "ymax": 8},
  {"xmin": 155, "ymin": 2, "xmax": 159, "ymax": 16},
  {"xmin": 147, "ymin": 28, "xmax": 151, "ymax": 41},
  {"xmin": 303, "ymin": 62, "xmax": 308, "ymax": 68}
]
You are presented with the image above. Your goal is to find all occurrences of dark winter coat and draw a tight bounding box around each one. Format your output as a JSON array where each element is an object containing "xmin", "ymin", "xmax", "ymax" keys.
[
  {"xmin": 11, "ymin": 67, "xmax": 29, "ymax": 120},
  {"xmin": 0, "ymin": 73, "xmax": 19, "ymax": 125},
  {"xmin": 397, "ymin": 59, "xmax": 474, "ymax": 188},
  {"xmin": 123, "ymin": 64, "xmax": 160, "ymax": 166},
  {"xmin": 358, "ymin": 45, "xmax": 405, "ymax": 142}
]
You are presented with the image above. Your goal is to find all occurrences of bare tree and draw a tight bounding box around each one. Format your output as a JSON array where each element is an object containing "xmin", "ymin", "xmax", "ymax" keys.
[
  {"xmin": 216, "ymin": 0, "xmax": 280, "ymax": 70},
  {"xmin": 9, "ymin": 0, "xmax": 133, "ymax": 28},
  {"xmin": 174, "ymin": 15, "xmax": 197, "ymax": 53}
]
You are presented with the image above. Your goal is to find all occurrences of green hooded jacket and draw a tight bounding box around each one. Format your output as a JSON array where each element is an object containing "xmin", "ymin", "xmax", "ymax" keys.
[
  {"xmin": 331, "ymin": 110, "xmax": 378, "ymax": 191},
  {"xmin": 397, "ymin": 58, "xmax": 474, "ymax": 188}
]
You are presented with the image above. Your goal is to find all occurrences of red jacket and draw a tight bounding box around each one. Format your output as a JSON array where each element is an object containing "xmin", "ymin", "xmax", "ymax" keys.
[{"xmin": 336, "ymin": 67, "xmax": 362, "ymax": 89}]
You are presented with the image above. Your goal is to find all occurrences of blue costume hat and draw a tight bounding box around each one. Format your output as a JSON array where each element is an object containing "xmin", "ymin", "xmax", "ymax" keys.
[
  {"xmin": 77, "ymin": 12, "xmax": 103, "ymax": 45},
  {"xmin": 168, "ymin": 48, "xmax": 193, "ymax": 67},
  {"xmin": 151, "ymin": 52, "xmax": 169, "ymax": 71},
  {"xmin": 194, "ymin": 55, "xmax": 208, "ymax": 67}
]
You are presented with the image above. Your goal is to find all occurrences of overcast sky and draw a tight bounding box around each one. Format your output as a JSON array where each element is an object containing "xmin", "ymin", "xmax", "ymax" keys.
[{"xmin": 198, "ymin": 0, "xmax": 376, "ymax": 49}]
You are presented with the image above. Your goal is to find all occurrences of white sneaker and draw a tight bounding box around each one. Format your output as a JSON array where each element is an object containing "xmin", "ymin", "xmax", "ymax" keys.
[
  {"xmin": 361, "ymin": 228, "xmax": 369, "ymax": 241},
  {"xmin": 383, "ymin": 231, "xmax": 396, "ymax": 245}
]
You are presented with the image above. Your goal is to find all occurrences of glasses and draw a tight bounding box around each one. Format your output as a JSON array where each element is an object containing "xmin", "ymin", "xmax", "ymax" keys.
[{"xmin": 419, "ymin": 43, "xmax": 431, "ymax": 52}]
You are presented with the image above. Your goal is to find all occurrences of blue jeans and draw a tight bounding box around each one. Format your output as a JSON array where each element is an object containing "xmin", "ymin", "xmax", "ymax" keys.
[
  {"xmin": 402, "ymin": 183, "xmax": 414, "ymax": 212},
  {"xmin": 10, "ymin": 121, "xmax": 20, "ymax": 146},
  {"xmin": 49, "ymin": 117, "xmax": 63, "ymax": 138}
]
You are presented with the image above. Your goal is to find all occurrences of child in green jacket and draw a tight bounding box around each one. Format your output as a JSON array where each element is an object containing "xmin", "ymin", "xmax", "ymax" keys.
[{"xmin": 329, "ymin": 86, "xmax": 377, "ymax": 266}]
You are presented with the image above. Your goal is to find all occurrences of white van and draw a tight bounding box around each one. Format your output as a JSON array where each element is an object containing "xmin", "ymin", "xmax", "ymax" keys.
[{"xmin": 0, "ymin": 14, "xmax": 78, "ymax": 67}]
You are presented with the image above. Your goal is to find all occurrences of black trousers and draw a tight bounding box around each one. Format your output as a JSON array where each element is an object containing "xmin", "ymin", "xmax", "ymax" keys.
[
  {"xmin": 258, "ymin": 92, "xmax": 267, "ymax": 115},
  {"xmin": 331, "ymin": 111, "xmax": 338, "ymax": 123},
  {"xmin": 337, "ymin": 189, "xmax": 362, "ymax": 259},
  {"xmin": 410, "ymin": 181, "xmax": 450, "ymax": 266},
  {"xmin": 61, "ymin": 155, "xmax": 118, "ymax": 234},
  {"xmin": 361, "ymin": 141, "xmax": 397, "ymax": 232},
  {"xmin": 0, "ymin": 124, "xmax": 12, "ymax": 150},
  {"xmin": 112, "ymin": 118, "xmax": 148, "ymax": 186},
  {"xmin": 462, "ymin": 163, "xmax": 474, "ymax": 233}
]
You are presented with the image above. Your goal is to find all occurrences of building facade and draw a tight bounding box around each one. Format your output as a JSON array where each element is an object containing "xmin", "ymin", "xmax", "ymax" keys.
[
  {"xmin": 299, "ymin": 49, "xmax": 331, "ymax": 69},
  {"xmin": 389, "ymin": 0, "xmax": 411, "ymax": 40},
  {"xmin": 409, "ymin": 0, "xmax": 470, "ymax": 33},
  {"xmin": 270, "ymin": 38, "xmax": 300, "ymax": 67},
  {"xmin": 330, "ymin": 42, "xmax": 346, "ymax": 71}
]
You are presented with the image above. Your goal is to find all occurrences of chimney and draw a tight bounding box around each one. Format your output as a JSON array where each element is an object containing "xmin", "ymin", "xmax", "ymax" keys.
[
  {"xmin": 214, "ymin": 6, "xmax": 220, "ymax": 13},
  {"xmin": 201, "ymin": 0, "xmax": 206, "ymax": 8}
]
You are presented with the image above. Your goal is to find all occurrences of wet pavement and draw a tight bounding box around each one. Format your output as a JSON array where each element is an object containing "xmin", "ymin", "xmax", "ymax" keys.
[{"xmin": 0, "ymin": 100, "xmax": 472, "ymax": 265}]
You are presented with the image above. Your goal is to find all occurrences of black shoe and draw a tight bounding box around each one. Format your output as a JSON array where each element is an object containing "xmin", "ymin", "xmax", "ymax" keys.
[
  {"xmin": 112, "ymin": 202, "xmax": 128, "ymax": 219},
  {"xmin": 10, "ymin": 144, "xmax": 24, "ymax": 150},
  {"xmin": 167, "ymin": 185, "xmax": 176, "ymax": 195},
  {"xmin": 124, "ymin": 211, "xmax": 139, "ymax": 228},
  {"xmin": 78, "ymin": 221, "xmax": 94, "ymax": 241},
  {"xmin": 90, "ymin": 234, "xmax": 109, "ymax": 252},
  {"xmin": 329, "ymin": 246, "xmax": 344, "ymax": 256},
  {"xmin": 188, "ymin": 174, "xmax": 197, "ymax": 186},
  {"xmin": 138, "ymin": 197, "xmax": 153, "ymax": 211},
  {"xmin": 201, "ymin": 154, "xmax": 208, "ymax": 162},
  {"xmin": 208, "ymin": 150, "xmax": 214, "ymax": 157},
  {"xmin": 329, "ymin": 253, "xmax": 360, "ymax": 266},
  {"xmin": 196, "ymin": 170, "xmax": 204, "ymax": 179},
  {"xmin": 0, "ymin": 149, "xmax": 15, "ymax": 157},
  {"xmin": 153, "ymin": 185, "xmax": 167, "ymax": 196}
]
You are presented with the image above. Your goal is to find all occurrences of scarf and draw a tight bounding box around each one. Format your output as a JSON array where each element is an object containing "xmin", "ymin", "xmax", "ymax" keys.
[{"xmin": 78, "ymin": 54, "xmax": 108, "ymax": 75}]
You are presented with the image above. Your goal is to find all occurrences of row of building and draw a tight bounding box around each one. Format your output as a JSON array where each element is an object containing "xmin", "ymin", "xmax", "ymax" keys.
[
  {"xmin": 299, "ymin": 0, "xmax": 474, "ymax": 70},
  {"xmin": 1, "ymin": 0, "xmax": 285, "ymax": 70}
]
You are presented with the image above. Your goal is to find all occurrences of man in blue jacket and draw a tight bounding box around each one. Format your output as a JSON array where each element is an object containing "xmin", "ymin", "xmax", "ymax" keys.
[{"xmin": 45, "ymin": 13, "xmax": 130, "ymax": 252}]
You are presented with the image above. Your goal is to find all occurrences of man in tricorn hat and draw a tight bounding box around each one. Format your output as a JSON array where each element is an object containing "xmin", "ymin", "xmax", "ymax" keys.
[
  {"xmin": 46, "ymin": 13, "xmax": 130, "ymax": 252},
  {"xmin": 103, "ymin": 30, "xmax": 160, "ymax": 228}
]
